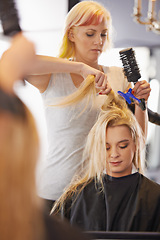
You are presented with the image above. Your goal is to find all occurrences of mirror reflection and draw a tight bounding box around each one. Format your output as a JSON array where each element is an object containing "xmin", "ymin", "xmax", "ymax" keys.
[{"xmin": 0, "ymin": 0, "xmax": 160, "ymax": 237}]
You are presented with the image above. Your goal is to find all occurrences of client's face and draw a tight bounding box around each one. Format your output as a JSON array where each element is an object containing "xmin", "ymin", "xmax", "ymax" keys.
[{"xmin": 105, "ymin": 125, "xmax": 136, "ymax": 178}]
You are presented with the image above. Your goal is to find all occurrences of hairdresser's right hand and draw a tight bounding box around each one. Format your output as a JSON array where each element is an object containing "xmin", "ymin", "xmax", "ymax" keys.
[
  {"xmin": 81, "ymin": 63, "xmax": 112, "ymax": 95},
  {"xmin": 0, "ymin": 33, "xmax": 36, "ymax": 93}
]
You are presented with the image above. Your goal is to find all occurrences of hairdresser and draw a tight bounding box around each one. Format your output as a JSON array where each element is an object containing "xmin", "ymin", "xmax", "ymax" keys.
[{"xmin": 26, "ymin": 1, "xmax": 151, "ymax": 212}]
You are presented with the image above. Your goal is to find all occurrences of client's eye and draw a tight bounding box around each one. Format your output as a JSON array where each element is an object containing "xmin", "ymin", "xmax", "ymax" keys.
[
  {"xmin": 106, "ymin": 145, "xmax": 110, "ymax": 151},
  {"xmin": 119, "ymin": 144, "xmax": 128, "ymax": 149},
  {"xmin": 86, "ymin": 33, "xmax": 94, "ymax": 37}
]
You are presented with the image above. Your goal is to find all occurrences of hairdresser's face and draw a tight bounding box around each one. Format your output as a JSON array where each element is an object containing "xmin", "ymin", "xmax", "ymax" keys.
[
  {"xmin": 105, "ymin": 125, "xmax": 136, "ymax": 178},
  {"xmin": 70, "ymin": 19, "xmax": 108, "ymax": 66}
]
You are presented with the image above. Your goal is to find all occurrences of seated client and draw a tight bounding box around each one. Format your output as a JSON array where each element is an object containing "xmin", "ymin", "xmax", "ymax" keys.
[{"xmin": 51, "ymin": 93, "xmax": 160, "ymax": 232}]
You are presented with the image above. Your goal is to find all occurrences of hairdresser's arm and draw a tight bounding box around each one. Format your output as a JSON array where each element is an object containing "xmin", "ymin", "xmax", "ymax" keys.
[
  {"xmin": 135, "ymin": 106, "xmax": 148, "ymax": 139},
  {"xmin": 133, "ymin": 80, "xmax": 151, "ymax": 139},
  {"xmin": 27, "ymin": 56, "xmax": 109, "ymax": 93},
  {"xmin": 30, "ymin": 55, "xmax": 101, "ymax": 77}
]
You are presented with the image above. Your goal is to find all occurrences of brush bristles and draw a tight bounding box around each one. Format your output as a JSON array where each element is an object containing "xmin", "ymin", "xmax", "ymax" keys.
[{"xmin": 119, "ymin": 48, "xmax": 141, "ymax": 82}]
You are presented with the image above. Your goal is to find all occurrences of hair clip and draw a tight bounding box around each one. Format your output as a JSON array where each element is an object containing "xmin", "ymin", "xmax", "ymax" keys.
[{"xmin": 117, "ymin": 88, "xmax": 145, "ymax": 111}]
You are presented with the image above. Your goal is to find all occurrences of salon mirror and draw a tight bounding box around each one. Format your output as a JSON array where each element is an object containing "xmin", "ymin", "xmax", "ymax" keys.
[{"xmin": 0, "ymin": 0, "xmax": 160, "ymax": 234}]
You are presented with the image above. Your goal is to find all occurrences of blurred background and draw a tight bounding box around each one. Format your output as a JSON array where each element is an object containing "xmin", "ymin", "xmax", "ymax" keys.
[{"xmin": 0, "ymin": 0, "xmax": 160, "ymax": 183}]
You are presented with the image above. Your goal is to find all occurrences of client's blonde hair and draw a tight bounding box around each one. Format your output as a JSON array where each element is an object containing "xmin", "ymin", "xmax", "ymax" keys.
[{"xmin": 51, "ymin": 93, "xmax": 145, "ymax": 214}]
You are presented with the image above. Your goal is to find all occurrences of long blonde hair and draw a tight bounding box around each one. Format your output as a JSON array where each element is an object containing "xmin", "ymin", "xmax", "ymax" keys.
[
  {"xmin": 52, "ymin": 93, "xmax": 145, "ymax": 213},
  {"xmin": 0, "ymin": 92, "xmax": 44, "ymax": 240},
  {"xmin": 59, "ymin": 1, "xmax": 112, "ymax": 59},
  {"xmin": 50, "ymin": 75, "xmax": 97, "ymax": 112}
]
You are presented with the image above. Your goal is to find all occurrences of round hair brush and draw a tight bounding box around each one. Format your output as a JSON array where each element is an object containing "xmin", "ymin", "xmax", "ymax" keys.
[{"xmin": 119, "ymin": 47, "xmax": 146, "ymax": 111}]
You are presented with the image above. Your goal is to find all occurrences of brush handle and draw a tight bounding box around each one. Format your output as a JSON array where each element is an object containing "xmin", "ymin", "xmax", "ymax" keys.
[
  {"xmin": 133, "ymin": 82, "xmax": 146, "ymax": 111},
  {"xmin": 138, "ymin": 98, "xmax": 146, "ymax": 111}
]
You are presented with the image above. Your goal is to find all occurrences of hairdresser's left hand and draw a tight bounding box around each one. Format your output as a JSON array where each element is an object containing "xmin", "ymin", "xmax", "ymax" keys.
[{"xmin": 132, "ymin": 80, "xmax": 151, "ymax": 103}]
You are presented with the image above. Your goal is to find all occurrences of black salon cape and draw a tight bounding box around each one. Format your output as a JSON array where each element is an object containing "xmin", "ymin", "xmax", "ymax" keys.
[
  {"xmin": 58, "ymin": 173, "xmax": 160, "ymax": 232},
  {"xmin": 44, "ymin": 212, "xmax": 89, "ymax": 240}
]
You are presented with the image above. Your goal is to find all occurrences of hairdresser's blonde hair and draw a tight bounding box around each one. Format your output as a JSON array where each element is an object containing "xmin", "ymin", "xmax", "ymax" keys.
[
  {"xmin": 0, "ymin": 97, "xmax": 44, "ymax": 240},
  {"xmin": 52, "ymin": 93, "xmax": 145, "ymax": 213},
  {"xmin": 59, "ymin": 1, "xmax": 112, "ymax": 59}
]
